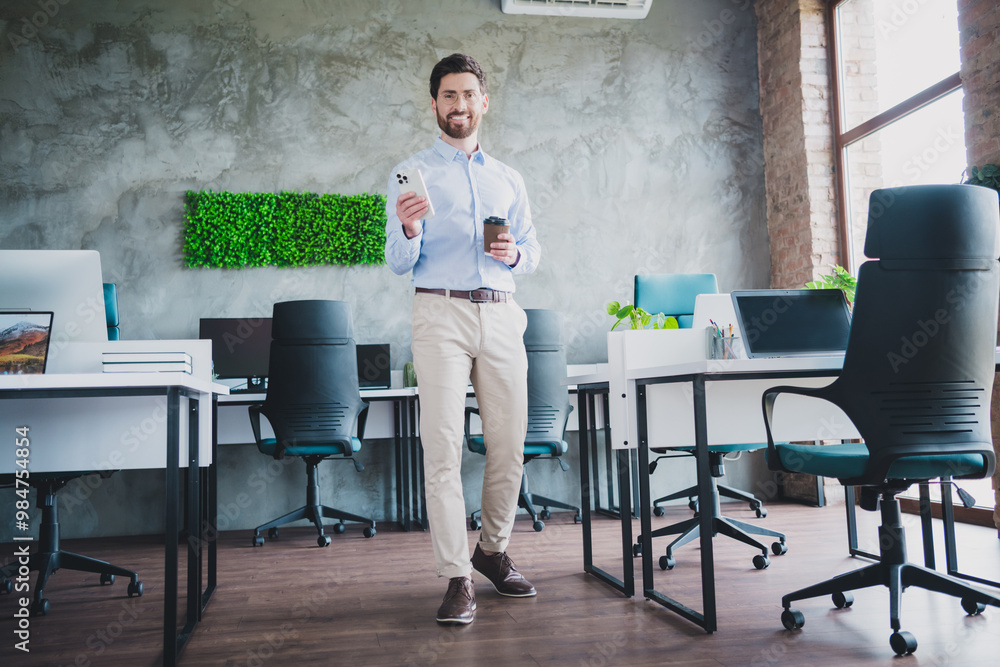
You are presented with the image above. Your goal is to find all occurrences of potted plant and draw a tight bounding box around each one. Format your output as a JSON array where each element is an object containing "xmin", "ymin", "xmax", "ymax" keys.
[
  {"xmin": 606, "ymin": 301, "xmax": 679, "ymax": 331},
  {"xmin": 805, "ymin": 265, "xmax": 857, "ymax": 307}
]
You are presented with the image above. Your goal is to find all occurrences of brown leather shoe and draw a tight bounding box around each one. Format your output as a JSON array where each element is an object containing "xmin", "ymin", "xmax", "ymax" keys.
[
  {"xmin": 436, "ymin": 577, "xmax": 476, "ymax": 625},
  {"xmin": 471, "ymin": 545, "xmax": 537, "ymax": 597}
]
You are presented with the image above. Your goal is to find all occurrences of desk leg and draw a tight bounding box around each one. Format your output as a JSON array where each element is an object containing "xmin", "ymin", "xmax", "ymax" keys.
[
  {"xmin": 394, "ymin": 399, "xmax": 411, "ymax": 531},
  {"xmin": 692, "ymin": 377, "xmax": 716, "ymax": 633},
  {"xmin": 919, "ymin": 481, "xmax": 936, "ymax": 569},
  {"xmin": 204, "ymin": 399, "xmax": 217, "ymax": 611},
  {"xmin": 164, "ymin": 388, "xmax": 180, "ymax": 666},
  {"xmin": 185, "ymin": 400, "xmax": 201, "ymax": 629},
  {"xmin": 579, "ymin": 387, "xmax": 632, "ymax": 596},
  {"xmin": 636, "ymin": 382, "xmax": 714, "ymax": 632}
]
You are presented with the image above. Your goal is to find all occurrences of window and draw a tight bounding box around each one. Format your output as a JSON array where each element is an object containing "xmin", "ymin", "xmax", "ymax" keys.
[
  {"xmin": 830, "ymin": 0, "xmax": 965, "ymax": 272},
  {"xmin": 829, "ymin": 0, "xmax": 994, "ymax": 516}
]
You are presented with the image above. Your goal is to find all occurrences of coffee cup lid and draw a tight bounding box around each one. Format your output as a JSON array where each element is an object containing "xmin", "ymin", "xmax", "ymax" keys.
[{"xmin": 484, "ymin": 216, "xmax": 508, "ymax": 225}]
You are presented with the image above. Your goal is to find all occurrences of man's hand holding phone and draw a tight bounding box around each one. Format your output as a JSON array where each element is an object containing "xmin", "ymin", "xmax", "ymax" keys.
[{"xmin": 395, "ymin": 168, "xmax": 434, "ymax": 239}]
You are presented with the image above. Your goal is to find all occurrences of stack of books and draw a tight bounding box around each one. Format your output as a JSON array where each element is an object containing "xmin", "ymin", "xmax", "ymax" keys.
[{"xmin": 102, "ymin": 351, "xmax": 193, "ymax": 374}]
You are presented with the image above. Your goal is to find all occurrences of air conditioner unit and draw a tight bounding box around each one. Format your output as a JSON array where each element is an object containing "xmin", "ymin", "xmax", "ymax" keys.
[{"xmin": 500, "ymin": 0, "xmax": 653, "ymax": 20}]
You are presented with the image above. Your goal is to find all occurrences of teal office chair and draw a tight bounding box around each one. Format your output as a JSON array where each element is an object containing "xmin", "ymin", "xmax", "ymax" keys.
[
  {"xmin": 763, "ymin": 184, "xmax": 1000, "ymax": 656},
  {"xmin": 249, "ymin": 300, "xmax": 377, "ymax": 547},
  {"xmin": 466, "ymin": 309, "xmax": 581, "ymax": 532},
  {"xmin": 0, "ymin": 283, "xmax": 143, "ymax": 615},
  {"xmin": 103, "ymin": 283, "xmax": 120, "ymax": 340},
  {"xmin": 634, "ymin": 273, "xmax": 786, "ymax": 570}
]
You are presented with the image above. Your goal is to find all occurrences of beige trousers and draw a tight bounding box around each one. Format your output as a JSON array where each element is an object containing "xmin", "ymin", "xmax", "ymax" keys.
[{"xmin": 411, "ymin": 292, "xmax": 528, "ymax": 578}]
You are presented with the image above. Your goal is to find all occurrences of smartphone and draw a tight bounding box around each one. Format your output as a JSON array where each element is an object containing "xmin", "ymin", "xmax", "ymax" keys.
[{"xmin": 395, "ymin": 168, "xmax": 435, "ymax": 219}]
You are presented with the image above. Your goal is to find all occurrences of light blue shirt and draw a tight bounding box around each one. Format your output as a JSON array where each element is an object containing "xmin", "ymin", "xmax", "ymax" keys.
[{"xmin": 384, "ymin": 138, "xmax": 540, "ymax": 292}]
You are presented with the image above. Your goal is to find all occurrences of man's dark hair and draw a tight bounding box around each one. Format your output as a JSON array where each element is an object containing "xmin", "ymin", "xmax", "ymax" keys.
[{"xmin": 429, "ymin": 53, "xmax": 487, "ymax": 100}]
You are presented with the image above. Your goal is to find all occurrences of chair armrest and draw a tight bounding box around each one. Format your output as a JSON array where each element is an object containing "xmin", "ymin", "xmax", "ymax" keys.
[
  {"xmin": 248, "ymin": 404, "xmax": 263, "ymax": 444},
  {"xmin": 761, "ymin": 384, "xmax": 829, "ymax": 473},
  {"xmin": 357, "ymin": 403, "xmax": 370, "ymax": 443}
]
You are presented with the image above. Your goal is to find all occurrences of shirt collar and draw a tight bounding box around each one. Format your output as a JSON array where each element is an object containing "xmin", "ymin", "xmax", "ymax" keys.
[{"xmin": 433, "ymin": 136, "xmax": 487, "ymax": 165}]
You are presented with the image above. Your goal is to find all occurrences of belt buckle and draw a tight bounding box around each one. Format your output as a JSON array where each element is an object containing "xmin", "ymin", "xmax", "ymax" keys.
[{"xmin": 469, "ymin": 289, "xmax": 492, "ymax": 303}]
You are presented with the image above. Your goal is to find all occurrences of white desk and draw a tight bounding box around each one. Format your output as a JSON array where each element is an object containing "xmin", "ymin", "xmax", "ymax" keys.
[{"xmin": 0, "ymin": 352, "xmax": 227, "ymax": 665}]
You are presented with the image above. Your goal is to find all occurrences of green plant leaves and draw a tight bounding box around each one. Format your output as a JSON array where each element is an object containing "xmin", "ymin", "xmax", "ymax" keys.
[
  {"xmin": 606, "ymin": 300, "xmax": 678, "ymax": 331},
  {"xmin": 806, "ymin": 265, "xmax": 857, "ymax": 305},
  {"xmin": 183, "ymin": 190, "xmax": 388, "ymax": 269}
]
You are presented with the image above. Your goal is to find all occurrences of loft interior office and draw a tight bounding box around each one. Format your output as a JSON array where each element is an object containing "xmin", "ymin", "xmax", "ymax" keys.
[{"xmin": 1, "ymin": 0, "xmax": 999, "ymax": 664}]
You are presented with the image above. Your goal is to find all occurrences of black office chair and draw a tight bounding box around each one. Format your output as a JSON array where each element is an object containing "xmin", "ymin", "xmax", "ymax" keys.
[
  {"xmin": 762, "ymin": 184, "xmax": 1000, "ymax": 656},
  {"xmin": 249, "ymin": 300, "xmax": 377, "ymax": 547},
  {"xmin": 633, "ymin": 273, "xmax": 785, "ymax": 569},
  {"xmin": 0, "ymin": 283, "xmax": 143, "ymax": 616},
  {"xmin": 466, "ymin": 309, "xmax": 581, "ymax": 532}
]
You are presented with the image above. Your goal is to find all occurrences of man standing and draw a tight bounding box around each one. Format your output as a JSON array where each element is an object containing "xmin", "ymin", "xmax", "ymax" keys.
[{"xmin": 385, "ymin": 53, "xmax": 541, "ymax": 625}]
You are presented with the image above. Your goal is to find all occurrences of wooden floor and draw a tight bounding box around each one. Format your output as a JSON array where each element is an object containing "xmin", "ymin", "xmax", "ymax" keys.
[{"xmin": 2, "ymin": 501, "xmax": 1000, "ymax": 666}]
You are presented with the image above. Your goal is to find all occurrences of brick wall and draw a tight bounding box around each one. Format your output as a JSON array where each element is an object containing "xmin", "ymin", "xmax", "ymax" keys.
[
  {"xmin": 755, "ymin": 0, "xmax": 838, "ymax": 290},
  {"xmin": 958, "ymin": 0, "xmax": 1000, "ymax": 533}
]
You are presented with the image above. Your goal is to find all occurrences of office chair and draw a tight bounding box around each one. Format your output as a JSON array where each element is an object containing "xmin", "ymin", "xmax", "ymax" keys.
[
  {"xmin": 249, "ymin": 300, "xmax": 377, "ymax": 547},
  {"xmin": 104, "ymin": 282, "xmax": 120, "ymax": 340},
  {"xmin": 762, "ymin": 184, "xmax": 1000, "ymax": 656},
  {"xmin": 0, "ymin": 283, "xmax": 143, "ymax": 616},
  {"xmin": 633, "ymin": 273, "xmax": 785, "ymax": 569},
  {"xmin": 466, "ymin": 309, "xmax": 581, "ymax": 532}
]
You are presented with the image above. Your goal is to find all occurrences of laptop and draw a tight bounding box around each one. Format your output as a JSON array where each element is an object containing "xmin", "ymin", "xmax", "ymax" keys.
[
  {"xmin": 0, "ymin": 311, "xmax": 55, "ymax": 374},
  {"xmin": 356, "ymin": 343, "xmax": 391, "ymax": 389},
  {"xmin": 730, "ymin": 289, "xmax": 851, "ymax": 359}
]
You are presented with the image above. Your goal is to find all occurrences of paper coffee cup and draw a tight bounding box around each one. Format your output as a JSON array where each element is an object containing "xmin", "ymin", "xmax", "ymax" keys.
[{"xmin": 483, "ymin": 216, "xmax": 509, "ymax": 253}]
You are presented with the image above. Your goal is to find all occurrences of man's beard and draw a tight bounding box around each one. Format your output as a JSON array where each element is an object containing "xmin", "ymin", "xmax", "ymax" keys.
[{"xmin": 437, "ymin": 110, "xmax": 479, "ymax": 140}]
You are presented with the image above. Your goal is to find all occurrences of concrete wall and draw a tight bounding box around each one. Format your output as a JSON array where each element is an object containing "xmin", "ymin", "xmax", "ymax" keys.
[{"xmin": 0, "ymin": 0, "xmax": 769, "ymax": 539}]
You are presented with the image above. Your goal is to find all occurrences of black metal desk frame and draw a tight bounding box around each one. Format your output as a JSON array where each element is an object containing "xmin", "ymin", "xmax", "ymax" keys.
[{"xmin": 0, "ymin": 383, "xmax": 215, "ymax": 666}]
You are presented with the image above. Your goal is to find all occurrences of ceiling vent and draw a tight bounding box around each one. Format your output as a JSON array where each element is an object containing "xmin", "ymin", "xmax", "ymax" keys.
[{"xmin": 500, "ymin": 0, "xmax": 653, "ymax": 20}]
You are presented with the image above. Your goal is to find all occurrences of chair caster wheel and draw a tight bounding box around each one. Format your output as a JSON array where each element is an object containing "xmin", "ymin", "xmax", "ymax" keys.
[
  {"xmin": 632, "ymin": 543, "xmax": 642, "ymax": 558},
  {"xmin": 332, "ymin": 522, "xmax": 346, "ymax": 534},
  {"xmin": 653, "ymin": 506, "xmax": 665, "ymax": 517},
  {"xmin": 771, "ymin": 541, "xmax": 787, "ymax": 556},
  {"xmin": 253, "ymin": 535, "xmax": 265, "ymax": 547},
  {"xmin": 0, "ymin": 578, "xmax": 12, "ymax": 594},
  {"xmin": 781, "ymin": 608, "xmax": 804, "ymax": 630},
  {"xmin": 128, "ymin": 581, "xmax": 144, "ymax": 597},
  {"xmin": 100, "ymin": 573, "xmax": 115, "ymax": 585},
  {"xmin": 659, "ymin": 555, "xmax": 675, "ymax": 570},
  {"xmin": 573, "ymin": 513, "xmax": 582, "ymax": 524},
  {"xmin": 962, "ymin": 597, "xmax": 986, "ymax": 615},
  {"xmin": 756, "ymin": 506, "xmax": 767, "ymax": 518},
  {"xmin": 31, "ymin": 598, "xmax": 50, "ymax": 617},
  {"xmin": 753, "ymin": 554, "xmax": 770, "ymax": 570},
  {"xmin": 469, "ymin": 518, "xmax": 481, "ymax": 531},
  {"xmin": 532, "ymin": 520, "xmax": 545, "ymax": 532},
  {"xmin": 268, "ymin": 527, "xmax": 279, "ymax": 540},
  {"xmin": 832, "ymin": 591, "xmax": 854, "ymax": 608},
  {"xmin": 540, "ymin": 509, "xmax": 551, "ymax": 520},
  {"xmin": 363, "ymin": 526, "xmax": 376, "ymax": 538},
  {"xmin": 688, "ymin": 499, "xmax": 698, "ymax": 512},
  {"xmin": 890, "ymin": 630, "xmax": 917, "ymax": 656},
  {"xmin": 318, "ymin": 535, "xmax": 332, "ymax": 547}
]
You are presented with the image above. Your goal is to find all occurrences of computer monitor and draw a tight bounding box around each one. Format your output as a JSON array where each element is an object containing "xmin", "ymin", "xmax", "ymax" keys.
[
  {"xmin": 0, "ymin": 250, "xmax": 108, "ymax": 372},
  {"xmin": 731, "ymin": 289, "xmax": 852, "ymax": 359},
  {"xmin": 198, "ymin": 317, "xmax": 272, "ymax": 391}
]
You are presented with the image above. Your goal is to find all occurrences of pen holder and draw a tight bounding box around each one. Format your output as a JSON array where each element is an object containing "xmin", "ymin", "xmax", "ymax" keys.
[{"xmin": 706, "ymin": 327, "xmax": 741, "ymax": 360}]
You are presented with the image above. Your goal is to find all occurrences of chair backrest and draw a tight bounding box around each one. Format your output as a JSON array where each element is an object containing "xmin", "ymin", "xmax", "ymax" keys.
[
  {"xmin": 821, "ymin": 184, "xmax": 999, "ymax": 484},
  {"xmin": 524, "ymin": 309, "xmax": 572, "ymax": 445},
  {"xmin": 262, "ymin": 300, "xmax": 366, "ymax": 449},
  {"xmin": 634, "ymin": 273, "xmax": 719, "ymax": 328},
  {"xmin": 103, "ymin": 283, "xmax": 120, "ymax": 340}
]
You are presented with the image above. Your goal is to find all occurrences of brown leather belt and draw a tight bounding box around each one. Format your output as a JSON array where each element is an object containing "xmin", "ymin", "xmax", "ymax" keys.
[{"xmin": 415, "ymin": 287, "xmax": 512, "ymax": 303}]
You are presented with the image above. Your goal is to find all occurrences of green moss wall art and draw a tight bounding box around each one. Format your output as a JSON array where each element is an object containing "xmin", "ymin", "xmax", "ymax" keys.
[{"xmin": 183, "ymin": 190, "xmax": 387, "ymax": 268}]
